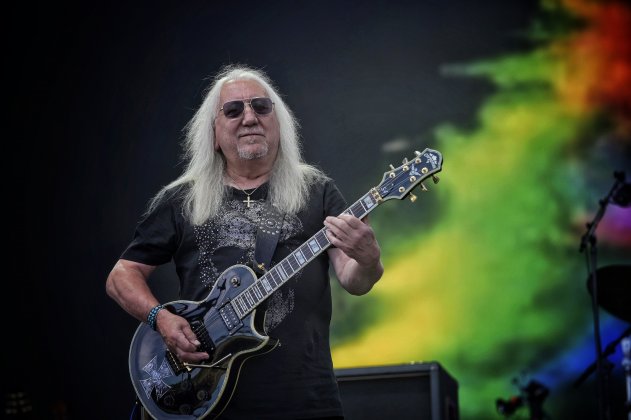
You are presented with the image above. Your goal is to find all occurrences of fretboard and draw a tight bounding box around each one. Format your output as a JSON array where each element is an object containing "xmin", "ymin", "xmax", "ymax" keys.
[{"xmin": 230, "ymin": 188, "xmax": 381, "ymax": 318}]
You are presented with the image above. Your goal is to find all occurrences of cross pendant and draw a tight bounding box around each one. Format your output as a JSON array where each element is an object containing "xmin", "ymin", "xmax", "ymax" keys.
[{"xmin": 243, "ymin": 195, "xmax": 253, "ymax": 208}]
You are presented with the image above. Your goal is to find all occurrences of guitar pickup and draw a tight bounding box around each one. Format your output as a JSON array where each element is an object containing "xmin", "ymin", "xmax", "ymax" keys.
[{"xmin": 219, "ymin": 302, "xmax": 243, "ymax": 334}]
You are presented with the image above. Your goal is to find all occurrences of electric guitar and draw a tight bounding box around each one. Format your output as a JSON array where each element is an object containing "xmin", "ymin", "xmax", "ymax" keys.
[{"xmin": 128, "ymin": 148, "xmax": 443, "ymax": 419}]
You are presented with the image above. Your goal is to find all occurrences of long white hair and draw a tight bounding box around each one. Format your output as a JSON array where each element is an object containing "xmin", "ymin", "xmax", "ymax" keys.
[{"xmin": 149, "ymin": 65, "xmax": 326, "ymax": 225}]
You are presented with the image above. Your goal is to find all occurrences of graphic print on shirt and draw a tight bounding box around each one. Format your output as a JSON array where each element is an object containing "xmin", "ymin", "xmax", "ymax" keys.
[{"xmin": 194, "ymin": 197, "xmax": 302, "ymax": 330}]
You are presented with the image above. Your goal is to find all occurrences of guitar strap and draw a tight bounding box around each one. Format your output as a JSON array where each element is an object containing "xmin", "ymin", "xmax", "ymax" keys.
[{"xmin": 253, "ymin": 200, "xmax": 285, "ymax": 275}]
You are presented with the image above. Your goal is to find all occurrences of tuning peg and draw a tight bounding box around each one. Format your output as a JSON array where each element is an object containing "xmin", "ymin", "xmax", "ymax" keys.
[
  {"xmin": 414, "ymin": 150, "xmax": 421, "ymax": 157},
  {"xmin": 402, "ymin": 157, "xmax": 408, "ymax": 164},
  {"xmin": 409, "ymin": 193, "xmax": 417, "ymax": 203},
  {"xmin": 389, "ymin": 164, "xmax": 396, "ymax": 171},
  {"xmin": 420, "ymin": 183, "xmax": 428, "ymax": 191},
  {"xmin": 432, "ymin": 175, "xmax": 440, "ymax": 184}
]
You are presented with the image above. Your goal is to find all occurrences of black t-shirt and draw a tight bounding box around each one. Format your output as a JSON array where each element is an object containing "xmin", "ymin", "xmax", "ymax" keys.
[{"xmin": 122, "ymin": 179, "xmax": 347, "ymax": 419}]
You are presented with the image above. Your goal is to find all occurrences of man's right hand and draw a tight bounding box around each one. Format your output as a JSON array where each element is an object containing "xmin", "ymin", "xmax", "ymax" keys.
[{"xmin": 156, "ymin": 310, "xmax": 210, "ymax": 363}]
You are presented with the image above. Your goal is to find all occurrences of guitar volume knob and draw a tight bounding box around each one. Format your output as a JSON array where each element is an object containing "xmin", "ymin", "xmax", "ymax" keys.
[{"xmin": 197, "ymin": 390, "xmax": 210, "ymax": 401}]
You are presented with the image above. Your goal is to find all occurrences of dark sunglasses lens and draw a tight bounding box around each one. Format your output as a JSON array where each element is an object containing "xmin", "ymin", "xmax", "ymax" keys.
[
  {"xmin": 223, "ymin": 101, "xmax": 245, "ymax": 118},
  {"xmin": 251, "ymin": 98, "xmax": 273, "ymax": 115}
]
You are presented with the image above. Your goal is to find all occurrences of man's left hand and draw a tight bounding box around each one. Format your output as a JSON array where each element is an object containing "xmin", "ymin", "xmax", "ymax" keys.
[{"xmin": 324, "ymin": 214, "xmax": 380, "ymax": 266}]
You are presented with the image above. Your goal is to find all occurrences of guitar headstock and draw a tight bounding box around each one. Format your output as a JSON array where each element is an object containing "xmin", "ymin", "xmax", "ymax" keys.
[{"xmin": 376, "ymin": 149, "xmax": 443, "ymax": 202}]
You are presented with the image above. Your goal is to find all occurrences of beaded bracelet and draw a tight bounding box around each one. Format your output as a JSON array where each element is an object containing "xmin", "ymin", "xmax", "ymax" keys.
[{"xmin": 147, "ymin": 304, "xmax": 164, "ymax": 331}]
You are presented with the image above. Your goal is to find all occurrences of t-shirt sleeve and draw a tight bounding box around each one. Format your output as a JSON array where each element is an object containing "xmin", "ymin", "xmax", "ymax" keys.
[
  {"xmin": 120, "ymin": 194, "xmax": 180, "ymax": 266},
  {"xmin": 323, "ymin": 179, "xmax": 348, "ymax": 218}
]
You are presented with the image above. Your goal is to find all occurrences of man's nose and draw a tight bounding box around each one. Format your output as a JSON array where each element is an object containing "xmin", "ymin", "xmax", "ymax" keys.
[{"xmin": 241, "ymin": 104, "xmax": 258, "ymax": 125}]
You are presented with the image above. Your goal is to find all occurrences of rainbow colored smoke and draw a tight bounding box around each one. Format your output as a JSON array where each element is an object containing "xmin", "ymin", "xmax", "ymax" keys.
[{"xmin": 331, "ymin": 1, "xmax": 631, "ymax": 418}]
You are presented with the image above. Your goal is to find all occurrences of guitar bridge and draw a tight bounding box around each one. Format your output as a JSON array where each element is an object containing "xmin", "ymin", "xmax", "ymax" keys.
[{"xmin": 165, "ymin": 350, "xmax": 189, "ymax": 375}]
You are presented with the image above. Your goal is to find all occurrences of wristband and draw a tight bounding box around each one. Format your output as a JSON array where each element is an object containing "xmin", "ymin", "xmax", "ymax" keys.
[{"xmin": 147, "ymin": 304, "xmax": 164, "ymax": 331}]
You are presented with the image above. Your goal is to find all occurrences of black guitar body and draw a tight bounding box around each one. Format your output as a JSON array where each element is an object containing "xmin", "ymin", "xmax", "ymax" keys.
[{"xmin": 129, "ymin": 265, "xmax": 278, "ymax": 419}]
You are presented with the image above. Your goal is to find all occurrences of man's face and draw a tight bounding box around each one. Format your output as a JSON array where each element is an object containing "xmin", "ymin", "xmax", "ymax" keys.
[{"xmin": 213, "ymin": 79, "xmax": 280, "ymax": 166}]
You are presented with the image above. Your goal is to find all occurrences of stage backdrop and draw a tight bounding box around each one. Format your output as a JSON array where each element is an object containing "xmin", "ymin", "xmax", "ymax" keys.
[
  {"xmin": 5, "ymin": 1, "xmax": 630, "ymax": 419},
  {"xmin": 329, "ymin": 1, "xmax": 631, "ymax": 419}
]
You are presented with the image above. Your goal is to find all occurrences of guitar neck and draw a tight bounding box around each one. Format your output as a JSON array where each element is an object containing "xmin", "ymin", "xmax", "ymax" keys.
[{"xmin": 230, "ymin": 187, "xmax": 383, "ymax": 318}]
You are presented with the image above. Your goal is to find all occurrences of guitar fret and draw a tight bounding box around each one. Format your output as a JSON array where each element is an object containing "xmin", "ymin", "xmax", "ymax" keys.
[
  {"xmin": 356, "ymin": 199, "xmax": 367, "ymax": 213},
  {"xmin": 257, "ymin": 282, "xmax": 266, "ymax": 297},
  {"xmin": 268, "ymin": 267, "xmax": 279, "ymax": 283},
  {"xmin": 285, "ymin": 257, "xmax": 296, "ymax": 271},
  {"xmin": 261, "ymin": 277, "xmax": 273, "ymax": 293},
  {"xmin": 230, "ymin": 300, "xmax": 243, "ymax": 318},
  {"xmin": 253, "ymin": 284, "xmax": 263, "ymax": 300},
  {"xmin": 350, "ymin": 202, "xmax": 364, "ymax": 217},
  {"xmin": 270, "ymin": 270, "xmax": 283, "ymax": 287},
  {"xmin": 232, "ymin": 296, "xmax": 245, "ymax": 313},
  {"xmin": 235, "ymin": 296, "xmax": 248, "ymax": 313},
  {"xmin": 283, "ymin": 258, "xmax": 297, "ymax": 274},
  {"xmin": 294, "ymin": 249, "xmax": 306, "ymax": 265},
  {"xmin": 301, "ymin": 244, "xmax": 314, "ymax": 259},
  {"xmin": 248, "ymin": 292, "xmax": 257, "ymax": 308},
  {"xmin": 266, "ymin": 269, "xmax": 276, "ymax": 285},
  {"xmin": 258, "ymin": 285, "xmax": 267, "ymax": 300},
  {"xmin": 308, "ymin": 239, "xmax": 320, "ymax": 254},
  {"xmin": 278, "ymin": 265, "xmax": 288, "ymax": 280},
  {"xmin": 242, "ymin": 291, "xmax": 251, "ymax": 307},
  {"xmin": 250, "ymin": 289, "xmax": 260, "ymax": 305},
  {"xmin": 362, "ymin": 194, "xmax": 376, "ymax": 209},
  {"xmin": 245, "ymin": 292, "xmax": 254, "ymax": 306},
  {"xmin": 316, "ymin": 230, "xmax": 329, "ymax": 247}
]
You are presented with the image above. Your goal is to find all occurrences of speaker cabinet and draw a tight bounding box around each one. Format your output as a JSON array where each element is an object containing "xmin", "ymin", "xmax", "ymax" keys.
[{"xmin": 335, "ymin": 361, "xmax": 459, "ymax": 420}]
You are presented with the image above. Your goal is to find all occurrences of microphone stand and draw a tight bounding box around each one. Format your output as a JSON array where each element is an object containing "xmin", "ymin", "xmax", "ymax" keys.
[
  {"xmin": 574, "ymin": 326, "xmax": 631, "ymax": 388},
  {"xmin": 579, "ymin": 171, "xmax": 628, "ymax": 420}
]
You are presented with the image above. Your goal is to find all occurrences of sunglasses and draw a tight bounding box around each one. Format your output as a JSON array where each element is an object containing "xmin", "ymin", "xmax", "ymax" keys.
[{"xmin": 219, "ymin": 97, "xmax": 275, "ymax": 119}]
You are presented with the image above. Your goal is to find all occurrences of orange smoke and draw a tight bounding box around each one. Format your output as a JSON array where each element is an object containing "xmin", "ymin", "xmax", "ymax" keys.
[{"xmin": 558, "ymin": 0, "xmax": 631, "ymax": 135}]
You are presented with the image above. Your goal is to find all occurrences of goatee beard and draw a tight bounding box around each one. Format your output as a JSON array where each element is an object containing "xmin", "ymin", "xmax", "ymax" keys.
[{"xmin": 238, "ymin": 142, "xmax": 269, "ymax": 160}]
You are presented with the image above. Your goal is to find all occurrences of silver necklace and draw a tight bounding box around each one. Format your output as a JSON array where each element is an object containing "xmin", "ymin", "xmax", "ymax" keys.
[{"xmin": 227, "ymin": 175, "xmax": 261, "ymax": 208}]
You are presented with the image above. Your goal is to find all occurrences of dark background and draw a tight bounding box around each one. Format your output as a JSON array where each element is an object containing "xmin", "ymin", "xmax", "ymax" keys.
[{"xmin": 5, "ymin": 1, "xmax": 539, "ymax": 418}]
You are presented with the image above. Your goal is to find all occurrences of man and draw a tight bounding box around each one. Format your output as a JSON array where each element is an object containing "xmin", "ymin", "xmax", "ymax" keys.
[{"xmin": 106, "ymin": 65, "xmax": 383, "ymax": 419}]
